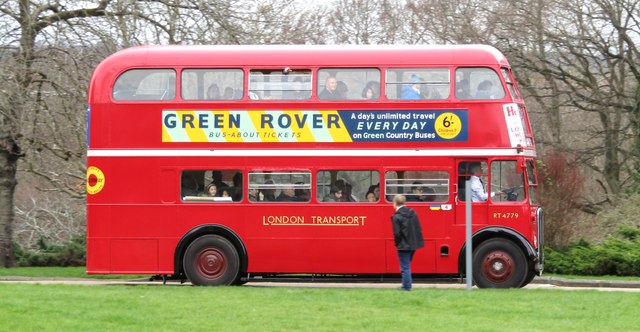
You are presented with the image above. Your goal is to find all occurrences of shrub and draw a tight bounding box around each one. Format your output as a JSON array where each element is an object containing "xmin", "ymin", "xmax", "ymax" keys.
[
  {"xmin": 545, "ymin": 226, "xmax": 640, "ymax": 276},
  {"xmin": 15, "ymin": 236, "xmax": 86, "ymax": 267},
  {"xmin": 537, "ymin": 151, "xmax": 585, "ymax": 246}
]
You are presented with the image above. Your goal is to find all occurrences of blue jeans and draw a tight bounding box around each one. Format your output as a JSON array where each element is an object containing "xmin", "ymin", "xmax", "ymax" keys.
[{"xmin": 397, "ymin": 250, "xmax": 415, "ymax": 290}]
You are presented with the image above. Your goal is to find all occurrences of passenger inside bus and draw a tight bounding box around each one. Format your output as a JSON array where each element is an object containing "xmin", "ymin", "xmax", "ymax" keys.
[
  {"xmin": 406, "ymin": 182, "xmax": 426, "ymax": 202},
  {"xmin": 318, "ymin": 76, "xmax": 341, "ymax": 100},
  {"xmin": 456, "ymin": 79, "xmax": 471, "ymax": 99},
  {"xmin": 365, "ymin": 191, "xmax": 377, "ymax": 202},
  {"xmin": 222, "ymin": 86, "xmax": 234, "ymax": 99},
  {"xmin": 206, "ymin": 84, "xmax": 221, "ymax": 99},
  {"xmin": 229, "ymin": 172, "xmax": 242, "ymax": 201},
  {"xmin": 336, "ymin": 81, "xmax": 348, "ymax": 99},
  {"xmin": 323, "ymin": 186, "xmax": 343, "ymax": 202},
  {"xmin": 294, "ymin": 182, "xmax": 311, "ymax": 201},
  {"xmin": 210, "ymin": 171, "xmax": 229, "ymax": 192},
  {"xmin": 361, "ymin": 81, "xmax": 380, "ymax": 100},
  {"xmin": 203, "ymin": 183, "xmax": 218, "ymax": 197},
  {"xmin": 341, "ymin": 182, "xmax": 358, "ymax": 202},
  {"xmin": 262, "ymin": 180, "xmax": 276, "ymax": 201},
  {"xmin": 249, "ymin": 188, "xmax": 264, "ymax": 202},
  {"xmin": 469, "ymin": 162, "xmax": 503, "ymax": 202},
  {"xmin": 276, "ymin": 184, "xmax": 299, "ymax": 201},
  {"xmin": 400, "ymin": 75, "xmax": 424, "ymax": 100},
  {"xmin": 367, "ymin": 184, "xmax": 380, "ymax": 200},
  {"xmin": 476, "ymin": 80, "xmax": 493, "ymax": 99},
  {"xmin": 423, "ymin": 187, "xmax": 436, "ymax": 202}
]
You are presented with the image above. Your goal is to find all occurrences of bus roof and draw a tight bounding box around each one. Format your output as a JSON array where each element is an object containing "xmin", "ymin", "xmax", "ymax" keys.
[{"xmin": 94, "ymin": 44, "xmax": 510, "ymax": 71}]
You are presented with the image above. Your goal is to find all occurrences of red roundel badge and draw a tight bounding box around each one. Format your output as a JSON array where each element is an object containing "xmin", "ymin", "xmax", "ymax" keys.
[{"xmin": 86, "ymin": 166, "xmax": 105, "ymax": 195}]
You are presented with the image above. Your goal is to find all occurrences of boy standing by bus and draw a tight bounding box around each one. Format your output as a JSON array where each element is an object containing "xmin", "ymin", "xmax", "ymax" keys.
[{"xmin": 391, "ymin": 195, "xmax": 424, "ymax": 291}]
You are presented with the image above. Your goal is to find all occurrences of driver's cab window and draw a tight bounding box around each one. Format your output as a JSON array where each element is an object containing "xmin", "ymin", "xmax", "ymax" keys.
[
  {"xmin": 526, "ymin": 160, "xmax": 537, "ymax": 204},
  {"xmin": 458, "ymin": 161, "xmax": 489, "ymax": 203},
  {"xmin": 490, "ymin": 160, "xmax": 525, "ymax": 202}
]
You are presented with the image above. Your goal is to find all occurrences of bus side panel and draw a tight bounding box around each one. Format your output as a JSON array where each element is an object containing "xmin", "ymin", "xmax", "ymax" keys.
[
  {"xmin": 110, "ymin": 239, "xmax": 158, "ymax": 272},
  {"xmin": 384, "ymin": 242, "xmax": 436, "ymax": 274},
  {"xmin": 86, "ymin": 238, "xmax": 110, "ymax": 273},
  {"xmin": 244, "ymin": 205, "xmax": 388, "ymax": 274},
  {"xmin": 87, "ymin": 204, "xmax": 180, "ymax": 274}
]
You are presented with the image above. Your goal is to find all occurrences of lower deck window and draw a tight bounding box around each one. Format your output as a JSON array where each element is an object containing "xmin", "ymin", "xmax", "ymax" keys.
[
  {"xmin": 248, "ymin": 171, "xmax": 311, "ymax": 202},
  {"xmin": 317, "ymin": 170, "xmax": 380, "ymax": 203},
  {"xmin": 181, "ymin": 170, "xmax": 242, "ymax": 202},
  {"xmin": 385, "ymin": 170, "xmax": 449, "ymax": 203}
]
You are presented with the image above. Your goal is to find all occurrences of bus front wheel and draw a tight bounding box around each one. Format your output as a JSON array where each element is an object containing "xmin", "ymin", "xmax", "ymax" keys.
[
  {"xmin": 472, "ymin": 239, "xmax": 527, "ymax": 288},
  {"xmin": 183, "ymin": 235, "xmax": 240, "ymax": 286}
]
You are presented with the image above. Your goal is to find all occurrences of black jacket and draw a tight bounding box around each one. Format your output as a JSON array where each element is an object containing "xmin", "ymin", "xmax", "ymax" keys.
[{"xmin": 391, "ymin": 206, "xmax": 425, "ymax": 251}]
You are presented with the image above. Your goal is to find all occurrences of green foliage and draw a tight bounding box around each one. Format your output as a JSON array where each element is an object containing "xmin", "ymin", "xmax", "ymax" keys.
[
  {"xmin": 15, "ymin": 236, "xmax": 86, "ymax": 267},
  {"xmin": 545, "ymin": 226, "xmax": 640, "ymax": 276}
]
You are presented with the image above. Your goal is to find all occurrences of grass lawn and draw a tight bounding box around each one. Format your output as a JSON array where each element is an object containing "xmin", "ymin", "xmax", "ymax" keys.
[
  {"xmin": 0, "ymin": 266, "xmax": 144, "ymax": 279},
  {"xmin": 0, "ymin": 281, "xmax": 639, "ymax": 331}
]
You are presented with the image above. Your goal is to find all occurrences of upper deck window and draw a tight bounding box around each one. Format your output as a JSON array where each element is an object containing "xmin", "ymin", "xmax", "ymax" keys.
[
  {"xmin": 113, "ymin": 69, "xmax": 176, "ymax": 101},
  {"xmin": 317, "ymin": 68, "xmax": 381, "ymax": 100},
  {"xmin": 249, "ymin": 69, "xmax": 312, "ymax": 100},
  {"xmin": 182, "ymin": 69, "xmax": 243, "ymax": 100},
  {"xmin": 455, "ymin": 68, "xmax": 505, "ymax": 100},
  {"xmin": 501, "ymin": 68, "xmax": 521, "ymax": 100},
  {"xmin": 386, "ymin": 68, "xmax": 450, "ymax": 100}
]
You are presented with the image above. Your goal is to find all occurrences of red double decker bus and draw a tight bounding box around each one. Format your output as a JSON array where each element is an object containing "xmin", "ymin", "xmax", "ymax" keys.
[{"xmin": 86, "ymin": 45, "xmax": 543, "ymax": 288}]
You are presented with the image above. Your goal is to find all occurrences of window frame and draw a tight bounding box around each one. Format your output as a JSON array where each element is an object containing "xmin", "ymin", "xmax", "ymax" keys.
[
  {"xmin": 316, "ymin": 68, "xmax": 381, "ymax": 101},
  {"xmin": 248, "ymin": 171, "xmax": 312, "ymax": 203},
  {"xmin": 180, "ymin": 169, "xmax": 243, "ymax": 203},
  {"xmin": 113, "ymin": 68, "xmax": 177, "ymax": 101},
  {"xmin": 385, "ymin": 68, "xmax": 451, "ymax": 101},
  {"xmin": 454, "ymin": 67, "xmax": 506, "ymax": 100},
  {"xmin": 248, "ymin": 68, "xmax": 313, "ymax": 101},
  {"xmin": 384, "ymin": 170, "xmax": 450, "ymax": 203},
  {"xmin": 181, "ymin": 68, "xmax": 244, "ymax": 101},
  {"xmin": 316, "ymin": 169, "xmax": 381, "ymax": 203}
]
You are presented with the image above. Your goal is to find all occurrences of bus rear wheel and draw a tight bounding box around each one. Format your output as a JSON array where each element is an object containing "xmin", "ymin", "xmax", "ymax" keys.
[
  {"xmin": 473, "ymin": 239, "xmax": 527, "ymax": 288},
  {"xmin": 183, "ymin": 235, "xmax": 240, "ymax": 286}
]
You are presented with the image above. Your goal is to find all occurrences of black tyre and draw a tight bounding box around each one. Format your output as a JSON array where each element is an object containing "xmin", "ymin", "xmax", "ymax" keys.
[
  {"xmin": 473, "ymin": 239, "xmax": 527, "ymax": 288},
  {"xmin": 183, "ymin": 235, "xmax": 240, "ymax": 286},
  {"xmin": 520, "ymin": 268, "xmax": 537, "ymax": 287}
]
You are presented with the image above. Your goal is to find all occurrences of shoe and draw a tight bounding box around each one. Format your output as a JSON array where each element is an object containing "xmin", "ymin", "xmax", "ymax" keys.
[{"xmin": 398, "ymin": 287, "xmax": 411, "ymax": 291}]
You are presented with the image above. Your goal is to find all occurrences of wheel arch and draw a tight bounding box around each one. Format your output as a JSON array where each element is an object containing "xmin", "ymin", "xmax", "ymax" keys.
[
  {"xmin": 457, "ymin": 226, "xmax": 536, "ymax": 275},
  {"xmin": 174, "ymin": 224, "xmax": 248, "ymax": 278}
]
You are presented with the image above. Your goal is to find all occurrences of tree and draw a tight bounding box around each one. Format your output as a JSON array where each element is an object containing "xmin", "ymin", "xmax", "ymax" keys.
[
  {"xmin": 496, "ymin": 0, "xmax": 640, "ymax": 199},
  {"xmin": 326, "ymin": 0, "xmax": 406, "ymax": 44},
  {"xmin": 0, "ymin": 0, "xmax": 114, "ymax": 267},
  {"xmin": 1, "ymin": 0, "xmax": 321, "ymax": 265},
  {"xmin": 407, "ymin": 0, "xmax": 640, "ymax": 200}
]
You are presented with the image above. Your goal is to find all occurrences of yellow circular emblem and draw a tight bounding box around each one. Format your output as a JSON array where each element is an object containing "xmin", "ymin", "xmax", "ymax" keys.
[
  {"xmin": 435, "ymin": 113, "xmax": 462, "ymax": 140},
  {"xmin": 86, "ymin": 166, "xmax": 105, "ymax": 195}
]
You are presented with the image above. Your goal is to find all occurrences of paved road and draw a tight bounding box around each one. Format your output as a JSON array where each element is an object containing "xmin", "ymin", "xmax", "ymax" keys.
[{"xmin": 1, "ymin": 276, "xmax": 639, "ymax": 292}]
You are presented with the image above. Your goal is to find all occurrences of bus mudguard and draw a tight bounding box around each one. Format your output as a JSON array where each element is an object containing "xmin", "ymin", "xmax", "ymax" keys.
[
  {"xmin": 174, "ymin": 224, "xmax": 248, "ymax": 277},
  {"xmin": 458, "ymin": 226, "xmax": 537, "ymax": 273}
]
